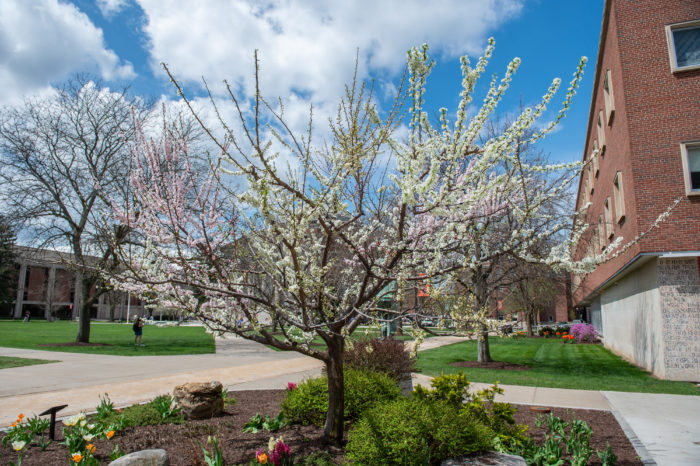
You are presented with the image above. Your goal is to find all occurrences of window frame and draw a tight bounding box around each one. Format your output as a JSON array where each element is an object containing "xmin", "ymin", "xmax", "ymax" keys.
[
  {"xmin": 665, "ymin": 19, "xmax": 700, "ymax": 73},
  {"xmin": 604, "ymin": 197, "xmax": 614, "ymax": 239},
  {"xmin": 603, "ymin": 70, "xmax": 615, "ymax": 125},
  {"xmin": 598, "ymin": 215, "xmax": 606, "ymax": 250},
  {"xmin": 597, "ymin": 111, "xmax": 606, "ymax": 154},
  {"xmin": 592, "ymin": 150, "xmax": 599, "ymax": 177},
  {"xmin": 680, "ymin": 141, "xmax": 700, "ymax": 196},
  {"xmin": 613, "ymin": 171, "xmax": 625, "ymax": 223}
]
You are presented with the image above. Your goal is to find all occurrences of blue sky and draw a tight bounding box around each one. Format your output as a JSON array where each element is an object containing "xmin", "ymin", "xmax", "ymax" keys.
[{"xmin": 0, "ymin": 0, "xmax": 603, "ymax": 163}]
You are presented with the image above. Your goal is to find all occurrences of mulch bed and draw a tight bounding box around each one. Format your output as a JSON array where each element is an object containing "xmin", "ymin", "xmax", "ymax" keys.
[
  {"xmin": 450, "ymin": 360, "xmax": 531, "ymax": 370},
  {"xmin": 1, "ymin": 390, "xmax": 642, "ymax": 465}
]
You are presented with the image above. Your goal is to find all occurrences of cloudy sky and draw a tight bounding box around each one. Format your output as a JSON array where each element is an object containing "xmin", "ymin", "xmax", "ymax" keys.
[{"xmin": 0, "ymin": 0, "xmax": 603, "ymax": 162}]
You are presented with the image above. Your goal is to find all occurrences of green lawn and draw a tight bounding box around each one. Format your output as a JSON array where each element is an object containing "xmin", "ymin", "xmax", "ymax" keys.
[
  {"xmin": 0, "ymin": 321, "xmax": 215, "ymax": 356},
  {"xmin": 416, "ymin": 337, "xmax": 700, "ymax": 395},
  {"xmin": 266, "ymin": 325, "xmax": 429, "ymax": 351},
  {"xmin": 0, "ymin": 355, "xmax": 58, "ymax": 369}
]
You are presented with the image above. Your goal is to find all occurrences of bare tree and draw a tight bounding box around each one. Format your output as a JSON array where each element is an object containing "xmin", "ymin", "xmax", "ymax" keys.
[
  {"xmin": 506, "ymin": 260, "xmax": 565, "ymax": 336},
  {"xmin": 0, "ymin": 75, "xmax": 150, "ymax": 342}
]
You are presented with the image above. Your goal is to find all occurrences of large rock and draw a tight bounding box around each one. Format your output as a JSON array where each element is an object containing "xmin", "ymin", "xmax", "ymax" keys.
[
  {"xmin": 110, "ymin": 449, "xmax": 169, "ymax": 466},
  {"xmin": 172, "ymin": 381, "xmax": 224, "ymax": 420},
  {"xmin": 441, "ymin": 451, "xmax": 527, "ymax": 466}
]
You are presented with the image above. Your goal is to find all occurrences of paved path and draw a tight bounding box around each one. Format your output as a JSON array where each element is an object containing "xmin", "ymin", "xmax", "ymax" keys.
[{"xmin": 1, "ymin": 334, "xmax": 699, "ymax": 465}]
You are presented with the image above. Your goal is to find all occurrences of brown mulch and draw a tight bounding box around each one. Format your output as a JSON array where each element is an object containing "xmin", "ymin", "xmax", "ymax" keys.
[
  {"xmin": 1, "ymin": 390, "xmax": 642, "ymax": 465},
  {"xmin": 450, "ymin": 360, "xmax": 531, "ymax": 370},
  {"xmin": 38, "ymin": 342, "xmax": 112, "ymax": 347}
]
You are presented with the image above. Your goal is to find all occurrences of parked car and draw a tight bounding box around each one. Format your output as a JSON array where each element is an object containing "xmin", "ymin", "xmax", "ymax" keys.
[{"xmin": 420, "ymin": 317, "xmax": 434, "ymax": 327}]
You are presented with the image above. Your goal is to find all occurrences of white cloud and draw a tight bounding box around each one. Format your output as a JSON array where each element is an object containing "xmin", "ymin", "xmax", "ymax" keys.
[
  {"xmin": 0, "ymin": 0, "xmax": 135, "ymax": 105},
  {"xmin": 96, "ymin": 0, "xmax": 130, "ymax": 18},
  {"xmin": 138, "ymin": 0, "xmax": 523, "ymax": 117}
]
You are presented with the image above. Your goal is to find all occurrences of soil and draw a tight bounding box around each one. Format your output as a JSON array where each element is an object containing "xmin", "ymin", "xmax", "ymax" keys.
[
  {"xmin": 1, "ymin": 390, "xmax": 642, "ymax": 465},
  {"xmin": 450, "ymin": 360, "xmax": 531, "ymax": 370}
]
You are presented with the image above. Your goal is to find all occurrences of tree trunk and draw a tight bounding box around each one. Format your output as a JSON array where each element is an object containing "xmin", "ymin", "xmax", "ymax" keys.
[
  {"xmin": 525, "ymin": 311, "xmax": 534, "ymax": 337},
  {"xmin": 76, "ymin": 277, "xmax": 92, "ymax": 343},
  {"xmin": 324, "ymin": 335, "xmax": 345, "ymax": 443},
  {"xmin": 477, "ymin": 328, "xmax": 492, "ymax": 362}
]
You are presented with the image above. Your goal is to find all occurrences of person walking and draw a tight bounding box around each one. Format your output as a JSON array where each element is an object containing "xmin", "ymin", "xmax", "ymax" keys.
[{"xmin": 133, "ymin": 316, "xmax": 145, "ymax": 346}]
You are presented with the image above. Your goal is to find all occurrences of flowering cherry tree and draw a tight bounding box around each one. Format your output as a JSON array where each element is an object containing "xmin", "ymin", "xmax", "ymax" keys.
[{"xmin": 112, "ymin": 42, "xmax": 595, "ymax": 441}]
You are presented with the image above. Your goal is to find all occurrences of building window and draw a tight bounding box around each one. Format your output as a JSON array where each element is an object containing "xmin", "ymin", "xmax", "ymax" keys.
[
  {"xmin": 613, "ymin": 171, "xmax": 625, "ymax": 223},
  {"xmin": 584, "ymin": 178, "xmax": 590, "ymax": 204},
  {"xmin": 603, "ymin": 70, "xmax": 615, "ymax": 125},
  {"xmin": 680, "ymin": 142, "xmax": 700, "ymax": 196},
  {"xmin": 597, "ymin": 111, "xmax": 606, "ymax": 154},
  {"xmin": 666, "ymin": 20, "xmax": 700, "ymax": 72},
  {"xmin": 604, "ymin": 197, "xmax": 613, "ymax": 239},
  {"xmin": 588, "ymin": 164, "xmax": 595, "ymax": 195},
  {"xmin": 592, "ymin": 150, "xmax": 599, "ymax": 177},
  {"xmin": 598, "ymin": 215, "xmax": 606, "ymax": 250}
]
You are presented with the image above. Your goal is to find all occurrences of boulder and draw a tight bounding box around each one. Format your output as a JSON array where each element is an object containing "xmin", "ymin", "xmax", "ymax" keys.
[
  {"xmin": 110, "ymin": 449, "xmax": 169, "ymax": 466},
  {"xmin": 441, "ymin": 451, "xmax": 527, "ymax": 466},
  {"xmin": 172, "ymin": 381, "xmax": 224, "ymax": 420}
]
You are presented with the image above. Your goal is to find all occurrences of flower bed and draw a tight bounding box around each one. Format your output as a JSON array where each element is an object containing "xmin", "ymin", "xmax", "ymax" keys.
[{"xmin": 1, "ymin": 388, "xmax": 641, "ymax": 465}]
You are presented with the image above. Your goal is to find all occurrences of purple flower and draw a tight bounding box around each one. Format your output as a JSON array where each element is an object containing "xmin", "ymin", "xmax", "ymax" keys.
[
  {"xmin": 269, "ymin": 441, "xmax": 292, "ymax": 465},
  {"xmin": 286, "ymin": 382, "xmax": 297, "ymax": 391},
  {"xmin": 570, "ymin": 323, "xmax": 598, "ymax": 343}
]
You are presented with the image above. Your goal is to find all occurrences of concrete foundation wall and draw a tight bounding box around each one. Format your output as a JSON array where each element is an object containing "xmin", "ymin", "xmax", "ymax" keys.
[
  {"xmin": 601, "ymin": 257, "xmax": 700, "ymax": 381},
  {"xmin": 657, "ymin": 258, "xmax": 700, "ymax": 381},
  {"xmin": 601, "ymin": 259, "xmax": 666, "ymax": 378}
]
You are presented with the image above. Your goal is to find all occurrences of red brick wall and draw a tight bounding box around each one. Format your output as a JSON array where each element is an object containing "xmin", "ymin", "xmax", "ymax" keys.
[
  {"xmin": 573, "ymin": 0, "xmax": 700, "ymax": 304},
  {"xmin": 25, "ymin": 266, "xmax": 46, "ymax": 302}
]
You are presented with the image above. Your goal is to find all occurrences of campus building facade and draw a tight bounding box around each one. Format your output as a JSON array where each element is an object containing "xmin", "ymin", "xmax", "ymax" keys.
[
  {"xmin": 572, "ymin": 0, "xmax": 700, "ymax": 380},
  {"xmin": 1, "ymin": 246, "xmax": 146, "ymax": 321}
]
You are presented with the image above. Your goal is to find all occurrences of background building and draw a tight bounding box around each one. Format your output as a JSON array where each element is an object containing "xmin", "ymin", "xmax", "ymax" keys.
[
  {"xmin": 572, "ymin": 0, "xmax": 700, "ymax": 381},
  {"xmin": 1, "ymin": 246, "xmax": 146, "ymax": 321}
]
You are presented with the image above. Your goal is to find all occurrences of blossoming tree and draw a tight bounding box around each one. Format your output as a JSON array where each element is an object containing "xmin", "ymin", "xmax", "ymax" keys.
[{"xmin": 112, "ymin": 42, "xmax": 595, "ymax": 441}]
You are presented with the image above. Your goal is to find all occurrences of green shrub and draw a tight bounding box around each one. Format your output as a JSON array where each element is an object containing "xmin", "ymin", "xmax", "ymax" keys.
[
  {"xmin": 344, "ymin": 337, "xmax": 415, "ymax": 382},
  {"xmin": 96, "ymin": 395, "xmax": 184, "ymax": 427},
  {"xmin": 413, "ymin": 373, "xmax": 529, "ymax": 445},
  {"xmin": 412, "ymin": 371, "xmax": 471, "ymax": 407},
  {"xmin": 281, "ymin": 368, "xmax": 401, "ymax": 427},
  {"xmin": 346, "ymin": 397, "xmax": 493, "ymax": 465}
]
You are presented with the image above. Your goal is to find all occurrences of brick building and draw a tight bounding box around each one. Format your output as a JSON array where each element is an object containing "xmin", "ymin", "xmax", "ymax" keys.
[
  {"xmin": 572, "ymin": 0, "xmax": 700, "ymax": 381},
  {"xmin": 1, "ymin": 246, "xmax": 147, "ymax": 321}
]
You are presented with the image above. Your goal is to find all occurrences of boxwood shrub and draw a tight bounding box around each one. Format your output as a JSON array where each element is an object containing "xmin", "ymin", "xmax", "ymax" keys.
[
  {"xmin": 346, "ymin": 397, "xmax": 494, "ymax": 465},
  {"xmin": 280, "ymin": 368, "xmax": 401, "ymax": 427}
]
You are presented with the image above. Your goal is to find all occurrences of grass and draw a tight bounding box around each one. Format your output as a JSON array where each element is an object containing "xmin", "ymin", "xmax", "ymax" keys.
[
  {"xmin": 0, "ymin": 320, "xmax": 215, "ymax": 356},
  {"xmin": 265, "ymin": 325, "xmax": 429, "ymax": 351},
  {"xmin": 0, "ymin": 355, "xmax": 58, "ymax": 369},
  {"xmin": 416, "ymin": 336, "xmax": 700, "ymax": 395}
]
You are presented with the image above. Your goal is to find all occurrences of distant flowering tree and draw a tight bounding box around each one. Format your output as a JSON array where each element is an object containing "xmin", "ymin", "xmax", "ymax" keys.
[{"xmin": 109, "ymin": 41, "xmax": 666, "ymax": 441}]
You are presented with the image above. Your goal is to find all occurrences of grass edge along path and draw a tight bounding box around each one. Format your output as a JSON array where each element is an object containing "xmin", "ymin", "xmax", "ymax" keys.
[
  {"xmin": 416, "ymin": 337, "xmax": 700, "ymax": 396},
  {"xmin": 0, "ymin": 320, "xmax": 215, "ymax": 357},
  {"xmin": 0, "ymin": 355, "xmax": 58, "ymax": 369}
]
